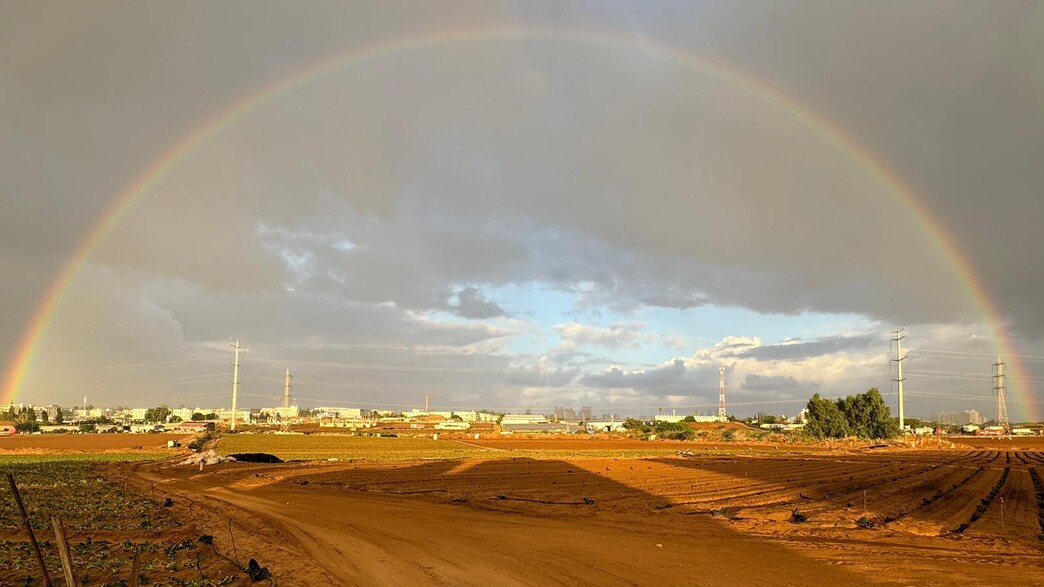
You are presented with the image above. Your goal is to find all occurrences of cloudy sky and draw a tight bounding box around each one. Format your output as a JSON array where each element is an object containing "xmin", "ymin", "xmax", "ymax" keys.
[{"xmin": 2, "ymin": 1, "xmax": 1042, "ymax": 420}]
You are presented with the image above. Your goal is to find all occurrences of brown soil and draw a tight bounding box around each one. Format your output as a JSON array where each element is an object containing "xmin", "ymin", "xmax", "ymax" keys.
[
  {"xmin": 130, "ymin": 445, "xmax": 1044, "ymax": 586},
  {"xmin": 0, "ymin": 432, "xmax": 191, "ymax": 453},
  {"xmin": 949, "ymin": 436, "xmax": 1044, "ymax": 451}
]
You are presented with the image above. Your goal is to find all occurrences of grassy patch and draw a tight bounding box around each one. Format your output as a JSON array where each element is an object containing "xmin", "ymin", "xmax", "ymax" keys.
[
  {"xmin": 216, "ymin": 433, "xmax": 487, "ymax": 462},
  {"xmin": 0, "ymin": 452, "xmax": 166, "ymax": 465}
]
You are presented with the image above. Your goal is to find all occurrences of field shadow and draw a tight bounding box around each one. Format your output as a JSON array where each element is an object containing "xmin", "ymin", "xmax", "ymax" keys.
[{"xmin": 219, "ymin": 456, "xmax": 888, "ymax": 585}]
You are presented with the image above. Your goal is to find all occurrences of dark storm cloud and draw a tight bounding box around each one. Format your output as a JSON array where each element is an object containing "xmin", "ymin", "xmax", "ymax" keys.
[
  {"xmin": 580, "ymin": 359, "xmax": 687, "ymax": 389},
  {"xmin": 452, "ymin": 287, "xmax": 507, "ymax": 320},
  {"xmin": 740, "ymin": 334, "xmax": 883, "ymax": 362},
  {"xmin": 4, "ymin": 2, "xmax": 1043, "ymax": 414},
  {"xmin": 741, "ymin": 374, "xmax": 818, "ymax": 395},
  {"xmin": 640, "ymin": 293, "xmax": 710, "ymax": 310}
]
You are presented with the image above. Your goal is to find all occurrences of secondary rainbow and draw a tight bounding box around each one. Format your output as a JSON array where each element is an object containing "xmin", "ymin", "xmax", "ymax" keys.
[{"xmin": 3, "ymin": 25, "xmax": 1034, "ymax": 419}]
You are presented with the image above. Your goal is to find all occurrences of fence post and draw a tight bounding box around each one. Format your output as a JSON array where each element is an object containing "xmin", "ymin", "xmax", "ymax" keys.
[
  {"xmin": 6, "ymin": 473, "xmax": 53, "ymax": 587},
  {"xmin": 52, "ymin": 516, "xmax": 79, "ymax": 587}
]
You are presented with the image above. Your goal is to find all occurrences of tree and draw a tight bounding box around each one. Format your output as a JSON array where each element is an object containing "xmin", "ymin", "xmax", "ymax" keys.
[
  {"xmin": 622, "ymin": 418, "xmax": 645, "ymax": 430},
  {"xmin": 15, "ymin": 421, "xmax": 40, "ymax": 433},
  {"xmin": 55, "ymin": 407, "xmax": 64, "ymax": 425},
  {"xmin": 168, "ymin": 415, "xmax": 182, "ymax": 424},
  {"xmin": 191, "ymin": 412, "xmax": 205, "ymax": 421},
  {"xmin": 804, "ymin": 394, "xmax": 849, "ymax": 439},
  {"xmin": 805, "ymin": 388, "xmax": 899, "ymax": 440},
  {"xmin": 763, "ymin": 415, "xmax": 778, "ymax": 424},
  {"xmin": 682, "ymin": 415, "xmax": 696, "ymax": 422},
  {"xmin": 144, "ymin": 406, "xmax": 172, "ymax": 423},
  {"xmin": 40, "ymin": 410, "xmax": 49, "ymax": 424},
  {"xmin": 846, "ymin": 388, "xmax": 896, "ymax": 439},
  {"xmin": 15, "ymin": 407, "xmax": 36, "ymax": 425}
]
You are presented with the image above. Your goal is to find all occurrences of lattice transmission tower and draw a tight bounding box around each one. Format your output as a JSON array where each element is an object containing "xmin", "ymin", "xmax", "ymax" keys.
[{"xmin": 993, "ymin": 356, "xmax": 1010, "ymax": 433}]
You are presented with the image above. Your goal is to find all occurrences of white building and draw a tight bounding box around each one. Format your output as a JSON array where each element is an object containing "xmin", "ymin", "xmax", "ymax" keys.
[
  {"xmin": 260, "ymin": 406, "xmax": 300, "ymax": 420},
  {"xmin": 315, "ymin": 407, "xmax": 366, "ymax": 419},
  {"xmin": 586, "ymin": 420, "xmax": 627, "ymax": 433},
  {"xmin": 500, "ymin": 414, "xmax": 549, "ymax": 425},
  {"xmin": 211, "ymin": 408, "xmax": 251, "ymax": 423},
  {"xmin": 170, "ymin": 408, "xmax": 194, "ymax": 422}
]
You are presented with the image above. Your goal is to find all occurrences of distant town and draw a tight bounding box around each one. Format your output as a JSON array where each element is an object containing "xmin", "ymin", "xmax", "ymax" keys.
[{"xmin": 0, "ymin": 400, "xmax": 1031, "ymax": 437}]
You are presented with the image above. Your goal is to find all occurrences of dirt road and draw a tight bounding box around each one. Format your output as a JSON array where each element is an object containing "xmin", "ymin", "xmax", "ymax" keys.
[{"xmin": 137, "ymin": 461, "xmax": 882, "ymax": 586}]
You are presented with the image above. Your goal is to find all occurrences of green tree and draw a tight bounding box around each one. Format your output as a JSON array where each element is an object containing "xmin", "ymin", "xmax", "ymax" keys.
[
  {"xmin": 622, "ymin": 418, "xmax": 645, "ymax": 430},
  {"xmin": 15, "ymin": 407, "xmax": 36, "ymax": 425},
  {"xmin": 804, "ymin": 393, "xmax": 850, "ymax": 439},
  {"xmin": 55, "ymin": 407, "xmax": 64, "ymax": 424},
  {"xmin": 762, "ymin": 415, "xmax": 778, "ymax": 424},
  {"xmin": 854, "ymin": 388, "xmax": 896, "ymax": 439},
  {"xmin": 144, "ymin": 406, "xmax": 172, "ymax": 423},
  {"xmin": 40, "ymin": 410, "xmax": 49, "ymax": 424},
  {"xmin": 15, "ymin": 421, "xmax": 40, "ymax": 433},
  {"xmin": 806, "ymin": 388, "xmax": 898, "ymax": 440}
]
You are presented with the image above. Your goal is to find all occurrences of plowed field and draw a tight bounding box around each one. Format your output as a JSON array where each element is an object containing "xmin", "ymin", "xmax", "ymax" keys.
[{"xmin": 132, "ymin": 438, "xmax": 1044, "ymax": 586}]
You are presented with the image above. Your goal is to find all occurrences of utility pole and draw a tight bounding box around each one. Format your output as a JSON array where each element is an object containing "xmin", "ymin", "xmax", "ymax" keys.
[
  {"xmin": 718, "ymin": 366, "xmax": 726, "ymax": 419},
  {"xmin": 892, "ymin": 329, "xmax": 907, "ymax": 431},
  {"xmin": 993, "ymin": 356, "xmax": 1009, "ymax": 433},
  {"xmin": 282, "ymin": 368, "xmax": 292, "ymax": 409},
  {"xmin": 230, "ymin": 339, "xmax": 241, "ymax": 432},
  {"xmin": 424, "ymin": 394, "xmax": 429, "ymax": 414}
]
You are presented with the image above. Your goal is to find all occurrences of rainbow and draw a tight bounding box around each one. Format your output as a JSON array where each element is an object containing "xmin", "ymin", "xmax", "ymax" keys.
[{"xmin": 3, "ymin": 26, "xmax": 1034, "ymax": 419}]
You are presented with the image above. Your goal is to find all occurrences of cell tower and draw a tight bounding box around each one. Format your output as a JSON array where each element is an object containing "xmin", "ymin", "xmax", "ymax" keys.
[
  {"xmin": 993, "ymin": 356, "xmax": 1010, "ymax": 433},
  {"xmin": 891, "ymin": 329, "xmax": 907, "ymax": 430},
  {"xmin": 282, "ymin": 368, "xmax": 293, "ymax": 409},
  {"xmin": 718, "ymin": 366, "xmax": 726, "ymax": 418}
]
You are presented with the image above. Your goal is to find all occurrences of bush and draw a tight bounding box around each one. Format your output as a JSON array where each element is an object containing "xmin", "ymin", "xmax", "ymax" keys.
[
  {"xmin": 622, "ymin": 418, "xmax": 645, "ymax": 430},
  {"xmin": 187, "ymin": 432, "xmax": 212, "ymax": 452},
  {"xmin": 14, "ymin": 421, "xmax": 40, "ymax": 433},
  {"xmin": 661, "ymin": 429, "xmax": 695, "ymax": 441},
  {"xmin": 654, "ymin": 420, "xmax": 686, "ymax": 433}
]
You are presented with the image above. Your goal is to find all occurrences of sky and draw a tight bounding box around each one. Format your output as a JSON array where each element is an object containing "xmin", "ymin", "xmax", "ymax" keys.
[{"xmin": 2, "ymin": 1, "xmax": 1043, "ymax": 420}]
